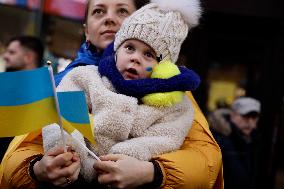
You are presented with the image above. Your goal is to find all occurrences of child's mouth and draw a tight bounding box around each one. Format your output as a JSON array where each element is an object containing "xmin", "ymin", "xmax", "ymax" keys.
[{"xmin": 125, "ymin": 68, "xmax": 139, "ymax": 79}]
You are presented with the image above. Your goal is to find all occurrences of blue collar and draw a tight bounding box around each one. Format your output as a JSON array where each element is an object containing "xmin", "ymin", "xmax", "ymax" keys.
[{"xmin": 55, "ymin": 42, "xmax": 102, "ymax": 86}]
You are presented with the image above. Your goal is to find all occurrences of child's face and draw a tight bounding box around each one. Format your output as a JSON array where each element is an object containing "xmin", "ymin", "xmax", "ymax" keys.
[{"xmin": 116, "ymin": 39, "xmax": 158, "ymax": 80}]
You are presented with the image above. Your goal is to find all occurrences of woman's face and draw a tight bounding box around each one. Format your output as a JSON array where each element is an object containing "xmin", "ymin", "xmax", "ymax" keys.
[{"xmin": 85, "ymin": 0, "xmax": 136, "ymax": 51}]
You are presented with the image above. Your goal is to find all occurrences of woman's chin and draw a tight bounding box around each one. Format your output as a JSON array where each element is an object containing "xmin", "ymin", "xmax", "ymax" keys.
[
  {"xmin": 102, "ymin": 36, "xmax": 115, "ymax": 46},
  {"xmin": 95, "ymin": 39, "xmax": 115, "ymax": 51}
]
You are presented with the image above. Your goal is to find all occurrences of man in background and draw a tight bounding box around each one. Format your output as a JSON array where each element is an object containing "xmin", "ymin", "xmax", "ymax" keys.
[
  {"xmin": 3, "ymin": 35, "xmax": 44, "ymax": 71},
  {"xmin": 209, "ymin": 97, "xmax": 261, "ymax": 189},
  {"xmin": 0, "ymin": 35, "xmax": 44, "ymax": 161}
]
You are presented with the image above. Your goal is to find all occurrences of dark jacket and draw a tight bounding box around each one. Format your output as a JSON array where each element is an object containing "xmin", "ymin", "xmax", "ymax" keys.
[{"xmin": 209, "ymin": 109, "xmax": 260, "ymax": 189}]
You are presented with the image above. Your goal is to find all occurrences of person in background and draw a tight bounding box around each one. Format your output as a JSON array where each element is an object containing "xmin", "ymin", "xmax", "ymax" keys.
[
  {"xmin": 0, "ymin": 0, "xmax": 223, "ymax": 188},
  {"xmin": 3, "ymin": 36, "xmax": 44, "ymax": 72},
  {"xmin": 0, "ymin": 36, "xmax": 44, "ymax": 163},
  {"xmin": 209, "ymin": 97, "xmax": 261, "ymax": 189}
]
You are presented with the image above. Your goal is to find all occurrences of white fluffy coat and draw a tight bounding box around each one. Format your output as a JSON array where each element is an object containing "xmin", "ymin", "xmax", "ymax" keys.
[{"xmin": 42, "ymin": 65, "xmax": 194, "ymax": 181}]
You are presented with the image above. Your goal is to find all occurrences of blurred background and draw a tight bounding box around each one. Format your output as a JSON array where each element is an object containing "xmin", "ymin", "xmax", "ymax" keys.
[{"xmin": 0, "ymin": 0, "xmax": 283, "ymax": 188}]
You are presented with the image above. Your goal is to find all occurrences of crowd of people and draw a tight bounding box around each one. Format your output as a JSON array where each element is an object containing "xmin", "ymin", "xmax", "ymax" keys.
[{"xmin": 0, "ymin": 0, "xmax": 263, "ymax": 189}]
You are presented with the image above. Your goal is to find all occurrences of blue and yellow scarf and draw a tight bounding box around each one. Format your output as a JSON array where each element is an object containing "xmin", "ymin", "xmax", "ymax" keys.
[
  {"xmin": 98, "ymin": 43, "xmax": 201, "ymax": 98},
  {"xmin": 55, "ymin": 42, "xmax": 200, "ymax": 98}
]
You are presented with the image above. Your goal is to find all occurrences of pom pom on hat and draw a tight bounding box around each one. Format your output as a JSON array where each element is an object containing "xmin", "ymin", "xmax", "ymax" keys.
[{"xmin": 151, "ymin": 0, "xmax": 202, "ymax": 27}]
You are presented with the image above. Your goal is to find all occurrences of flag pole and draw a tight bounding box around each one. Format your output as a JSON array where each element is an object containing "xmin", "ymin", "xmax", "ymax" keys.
[
  {"xmin": 47, "ymin": 61, "xmax": 67, "ymax": 152},
  {"xmin": 71, "ymin": 137, "xmax": 100, "ymax": 161}
]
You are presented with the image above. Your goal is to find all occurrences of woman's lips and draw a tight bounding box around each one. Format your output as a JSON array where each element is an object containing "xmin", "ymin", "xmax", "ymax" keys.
[{"xmin": 101, "ymin": 30, "xmax": 116, "ymax": 37}]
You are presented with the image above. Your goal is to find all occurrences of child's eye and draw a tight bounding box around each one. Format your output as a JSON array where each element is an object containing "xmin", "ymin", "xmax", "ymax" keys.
[
  {"xmin": 145, "ymin": 51, "xmax": 155, "ymax": 59},
  {"xmin": 125, "ymin": 45, "xmax": 135, "ymax": 52}
]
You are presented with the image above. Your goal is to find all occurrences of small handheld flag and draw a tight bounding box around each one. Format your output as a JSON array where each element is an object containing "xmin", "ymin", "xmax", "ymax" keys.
[
  {"xmin": 0, "ymin": 65, "xmax": 97, "ymax": 159},
  {"xmin": 0, "ymin": 67, "xmax": 59, "ymax": 137},
  {"xmin": 58, "ymin": 91, "xmax": 95, "ymax": 144},
  {"xmin": 58, "ymin": 91, "xmax": 98, "ymax": 160}
]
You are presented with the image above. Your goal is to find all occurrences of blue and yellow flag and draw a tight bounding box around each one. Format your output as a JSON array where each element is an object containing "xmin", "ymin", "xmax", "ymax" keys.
[
  {"xmin": 0, "ymin": 67, "xmax": 95, "ymax": 144},
  {"xmin": 0, "ymin": 67, "xmax": 59, "ymax": 137},
  {"xmin": 58, "ymin": 91, "xmax": 95, "ymax": 144}
]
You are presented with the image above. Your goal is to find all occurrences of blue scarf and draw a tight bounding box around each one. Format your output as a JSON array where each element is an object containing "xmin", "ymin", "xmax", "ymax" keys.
[
  {"xmin": 98, "ymin": 43, "xmax": 201, "ymax": 98},
  {"xmin": 55, "ymin": 42, "xmax": 102, "ymax": 86}
]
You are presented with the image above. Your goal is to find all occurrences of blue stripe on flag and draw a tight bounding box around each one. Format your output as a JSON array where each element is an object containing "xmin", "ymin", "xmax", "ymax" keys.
[
  {"xmin": 58, "ymin": 91, "xmax": 89, "ymax": 124},
  {"xmin": 0, "ymin": 67, "xmax": 54, "ymax": 106}
]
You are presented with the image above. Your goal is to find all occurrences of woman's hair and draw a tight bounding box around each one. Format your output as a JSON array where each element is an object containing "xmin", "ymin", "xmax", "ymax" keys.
[
  {"xmin": 84, "ymin": 0, "xmax": 150, "ymax": 23},
  {"xmin": 134, "ymin": 0, "xmax": 150, "ymax": 9}
]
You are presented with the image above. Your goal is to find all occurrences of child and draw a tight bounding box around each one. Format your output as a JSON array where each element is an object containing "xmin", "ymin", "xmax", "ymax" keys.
[{"xmin": 43, "ymin": 0, "xmax": 201, "ymax": 181}]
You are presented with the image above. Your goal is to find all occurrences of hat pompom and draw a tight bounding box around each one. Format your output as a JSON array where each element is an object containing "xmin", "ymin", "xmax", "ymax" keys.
[
  {"xmin": 151, "ymin": 0, "xmax": 202, "ymax": 27},
  {"xmin": 142, "ymin": 60, "xmax": 185, "ymax": 107}
]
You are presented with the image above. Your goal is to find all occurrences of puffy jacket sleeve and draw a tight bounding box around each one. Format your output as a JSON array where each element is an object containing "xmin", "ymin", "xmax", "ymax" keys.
[
  {"xmin": 153, "ymin": 92, "xmax": 224, "ymax": 189},
  {"xmin": 0, "ymin": 132, "xmax": 43, "ymax": 189}
]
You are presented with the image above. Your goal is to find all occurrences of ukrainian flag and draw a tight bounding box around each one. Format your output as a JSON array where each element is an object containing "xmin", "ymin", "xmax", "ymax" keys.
[
  {"xmin": 58, "ymin": 91, "xmax": 95, "ymax": 144},
  {"xmin": 0, "ymin": 67, "xmax": 59, "ymax": 137}
]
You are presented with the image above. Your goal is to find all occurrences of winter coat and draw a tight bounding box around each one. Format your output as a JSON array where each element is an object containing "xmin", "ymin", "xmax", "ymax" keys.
[
  {"xmin": 0, "ymin": 92, "xmax": 224, "ymax": 189},
  {"xmin": 208, "ymin": 108, "xmax": 260, "ymax": 189},
  {"xmin": 42, "ymin": 65, "xmax": 194, "ymax": 181}
]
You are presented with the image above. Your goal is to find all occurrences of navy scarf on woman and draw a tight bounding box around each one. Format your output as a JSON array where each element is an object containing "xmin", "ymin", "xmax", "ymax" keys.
[{"xmin": 98, "ymin": 43, "xmax": 201, "ymax": 99}]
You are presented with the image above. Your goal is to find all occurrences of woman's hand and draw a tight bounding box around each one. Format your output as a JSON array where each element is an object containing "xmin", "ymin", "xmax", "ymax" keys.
[
  {"xmin": 33, "ymin": 146, "xmax": 81, "ymax": 187},
  {"xmin": 94, "ymin": 154, "xmax": 154, "ymax": 189}
]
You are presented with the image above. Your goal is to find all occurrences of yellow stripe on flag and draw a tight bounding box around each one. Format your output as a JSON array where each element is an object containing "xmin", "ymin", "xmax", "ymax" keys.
[
  {"xmin": 62, "ymin": 114, "xmax": 95, "ymax": 145},
  {"xmin": 0, "ymin": 97, "xmax": 58, "ymax": 137}
]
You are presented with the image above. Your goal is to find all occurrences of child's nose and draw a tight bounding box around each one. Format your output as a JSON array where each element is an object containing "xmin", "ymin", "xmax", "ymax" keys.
[{"xmin": 130, "ymin": 53, "xmax": 141, "ymax": 65}]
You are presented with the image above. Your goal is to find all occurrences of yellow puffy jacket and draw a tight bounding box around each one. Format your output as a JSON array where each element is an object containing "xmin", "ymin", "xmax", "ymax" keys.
[{"xmin": 0, "ymin": 92, "xmax": 223, "ymax": 189}]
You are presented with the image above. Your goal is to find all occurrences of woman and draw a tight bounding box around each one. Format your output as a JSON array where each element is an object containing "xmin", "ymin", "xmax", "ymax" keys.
[{"xmin": 0, "ymin": 0, "xmax": 223, "ymax": 188}]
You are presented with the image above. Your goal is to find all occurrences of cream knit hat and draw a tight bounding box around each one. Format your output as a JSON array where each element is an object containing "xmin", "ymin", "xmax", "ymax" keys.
[{"xmin": 114, "ymin": 0, "xmax": 202, "ymax": 63}]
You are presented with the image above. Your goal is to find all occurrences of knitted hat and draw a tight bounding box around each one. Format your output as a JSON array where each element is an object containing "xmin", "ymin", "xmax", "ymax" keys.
[
  {"xmin": 232, "ymin": 97, "xmax": 261, "ymax": 115},
  {"xmin": 114, "ymin": 0, "xmax": 202, "ymax": 63}
]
